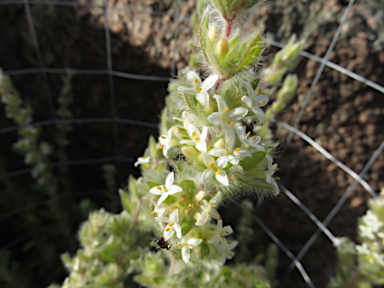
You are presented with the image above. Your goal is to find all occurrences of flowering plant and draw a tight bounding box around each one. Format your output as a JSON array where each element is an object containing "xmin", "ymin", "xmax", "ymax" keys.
[
  {"xmin": 48, "ymin": 1, "xmax": 304, "ymax": 287},
  {"xmin": 329, "ymin": 188, "xmax": 384, "ymax": 288}
]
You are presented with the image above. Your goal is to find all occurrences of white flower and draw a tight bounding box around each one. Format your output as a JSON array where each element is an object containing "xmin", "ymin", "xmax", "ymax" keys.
[
  {"xmin": 241, "ymin": 82, "xmax": 269, "ymax": 124},
  {"xmin": 158, "ymin": 127, "xmax": 180, "ymax": 158},
  {"xmin": 179, "ymin": 124, "xmax": 208, "ymax": 152},
  {"xmin": 208, "ymin": 95, "xmax": 248, "ymax": 143},
  {"xmin": 208, "ymin": 220, "xmax": 236, "ymax": 264},
  {"xmin": 235, "ymin": 125, "xmax": 264, "ymax": 150},
  {"xmin": 208, "ymin": 139, "xmax": 251, "ymax": 165},
  {"xmin": 201, "ymin": 152, "xmax": 229, "ymax": 186},
  {"xmin": 152, "ymin": 206, "xmax": 167, "ymax": 221},
  {"xmin": 195, "ymin": 192, "xmax": 222, "ymax": 226},
  {"xmin": 163, "ymin": 209, "xmax": 182, "ymax": 241},
  {"xmin": 179, "ymin": 236, "xmax": 202, "ymax": 263},
  {"xmin": 134, "ymin": 155, "xmax": 150, "ymax": 167},
  {"xmin": 333, "ymin": 237, "xmax": 355, "ymax": 254},
  {"xmin": 178, "ymin": 71, "xmax": 218, "ymax": 108},
  {"xmin": 266, "ymin": 155, "xmax": 279, "ymax": 184},
  {"xmin": 149, "ymin": 172, "xmax": 182, "ymax": 206}
]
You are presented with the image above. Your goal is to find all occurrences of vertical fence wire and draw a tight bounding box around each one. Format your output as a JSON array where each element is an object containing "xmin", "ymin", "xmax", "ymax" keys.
[{"xmin": 23, "ymin": 0, "xmax": 55, "ymax": 118}]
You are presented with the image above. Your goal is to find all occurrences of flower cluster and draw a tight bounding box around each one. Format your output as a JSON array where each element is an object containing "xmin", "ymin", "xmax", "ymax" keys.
[{"xmin": 134, "ymin": 65, "xmax": 280, "ymax": 265}]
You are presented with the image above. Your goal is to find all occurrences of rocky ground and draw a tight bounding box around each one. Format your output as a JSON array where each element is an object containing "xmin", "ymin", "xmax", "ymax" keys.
[{"xmin": 0, "ymin": 0, "xmax": 383, "ymax": 287}]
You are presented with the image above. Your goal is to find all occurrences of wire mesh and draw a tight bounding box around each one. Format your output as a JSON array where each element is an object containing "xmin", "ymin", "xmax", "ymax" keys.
[{"xmin": 0, "ymin": 1, "xmax": 383, "ymax": 287}]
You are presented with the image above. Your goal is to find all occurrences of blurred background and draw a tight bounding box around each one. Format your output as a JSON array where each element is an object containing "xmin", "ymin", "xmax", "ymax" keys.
[{"xmin": 0, "ymin": 0, "xmax": 383, "ymax": 287}]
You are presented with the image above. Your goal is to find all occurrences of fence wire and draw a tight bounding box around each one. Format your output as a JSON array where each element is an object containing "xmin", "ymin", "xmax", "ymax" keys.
[{"xmin": 0, "ymin": 1, "xmax": 383, "ymax": 288}]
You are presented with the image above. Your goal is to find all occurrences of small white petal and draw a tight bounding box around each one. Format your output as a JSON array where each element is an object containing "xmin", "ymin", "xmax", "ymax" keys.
[
  {"xmin": 169, "ymin": 209, "xmax": 179, "ymax": 222},
  {"xmin": 201, "ymin": 126, "xmax": 208, "ymax": 141},
  {"xmin": 202, "ymin": 152, "xmax": 216, "ymax": 168},
  {"xmin": 254, "ymin": 95, "xmax": 269, "ymax": 107},
  {"xmin": 214, "ymin": 94, "xmax": 228, "ymax": 113},
  {"xmin": 149, "ymin": 186, "xmax": 163, "ymax": 195},
  {"xmin": 215, "ymin": 171, "xmax": 229, "ymax": 186},
  {"xmin": 164, "ymin": 226, "xmax": 175, "ymax": 241},
  {"xmin": 174, "ymin": 223, "xmax": 182, "ymax": 238},
  {"xmin": 165, "ymin": 172, "xmax": 175, "ymax": 188},
  {"xmin": 157, "ymin": 193, "xmax": 168, "ymax": 206},
  {"xmin": 182, "ymin": 246, "xmax": 190, "ymax": 263},
  {"xmin": 208, "ymin": 147, "xmax": 227, "ymax": 157},
  {"xmin": 187, "ymin": 238, "xmax": 202, "ymax": 247},
  {"xmin": 195, "ymin": 211, "xmax": 209, "ymax": 226},
  {"xmin": 241, "ymin": 95, "xmax": 253, "ymax": 107},
  {"xmin": 202, "ymin": 168, "xmax": 215, "ymax": 184},
  {"xmin": 207, "ymin": 112, "xmax": 223, "ymax": 126},
  {"xmin": 195, "ymin": 141, "xmax": 207, "ymax": 152},
  {"xmin": 168, "ymin": 185, "xmax": 183, "ymax": 195},
  {"xmin": 178, "ymin": 86, "xmax": 197, "ymax": 95},
  {"xmin": 216, "ymin": 157, "xmax": 229, "ymax": 169},
  {"xmin": 227, "ymin": 107, "xmax": 248, "ymax": 121},
  {"xmin": 201, "ymin": 74, "xmax": 218, "ymax": 91},
  {"xmin": 196, "ymin": 92, "xmax": 210, "ymax": 108}
]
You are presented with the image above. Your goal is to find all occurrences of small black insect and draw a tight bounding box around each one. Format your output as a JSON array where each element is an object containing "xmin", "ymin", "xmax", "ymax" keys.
[{"xmin": 154, "ymin": 235, "xmax": 172, "ymax": 251}]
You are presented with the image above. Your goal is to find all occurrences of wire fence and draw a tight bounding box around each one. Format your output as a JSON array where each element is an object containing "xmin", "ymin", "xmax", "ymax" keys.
[{"xmin": 0, "ymin": 0, "xmax": 383, "ymax": 287}]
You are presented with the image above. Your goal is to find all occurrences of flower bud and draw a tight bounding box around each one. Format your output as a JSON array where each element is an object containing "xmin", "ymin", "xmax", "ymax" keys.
[
  {"xmin": 216, "ymin": 38, "xmax": 229, "ymax": 56},
  {"xmin": 208, "ymin": 25, "xmax": 219, "ymax": 42},
  {"xmin": 195, "ymin": 190, "xmax": 206, "ymax": 201},
  {"xmin": 182, "ymin": 146, "xmax": 196, "ymax": 157}
]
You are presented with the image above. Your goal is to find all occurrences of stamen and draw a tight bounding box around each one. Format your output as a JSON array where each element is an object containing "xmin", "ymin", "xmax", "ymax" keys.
[
  {"xmin": 235, "ymin": 148, "xmax": 240, "ymax": 153},
  {"xmin": 228, "ymin": 121, "xmax": 234, "ymax": 125},
  {"xmin": 252, "ymin": 136, "xmax": 257, "ymax": 141},
  {"xmin": 198, "ymin": 87, "xmax": 202, "ymax": 92},
  {"xmin": 209, "ymin": 163, "xmax": 215, "ymax": 167},
  {"xmin": 194, "ymin": 78, "xmax": 198, "ymax": 83},
  {"xmin": 246, "ymin": 131, "xmax": 251, "ymax": 137},
  {"xmin": 169, "ymin": 222, "xmax": 174, "ymax": 227},
  {"xmin": 159, "ymin": 145, "xmax": 165, "ymax": 149},
  {"xmin": 161, "ymin": 136, "xmax": 166, "ymax": 139},
  {"xmin": 225, "ymin": 149, "xmax": 229, "ymax": 152},
  {"xmin": 157, "ymin": 187, "xmax": 162, "ymax": 190},
  {"xmin": 225, "ymin": 107, "xmax": 230, "ymax": 112},
  {"xmin": 192, "ymin": 132, "xmax": 196, "ymax": 137},
  {"xmin": 150, "ymin": 211, "xmax": 157, "ymax": 215},
  {"xmin": 162, "ymin": 186, "xmax": 166, "ymax": 190},
  {"xmin": 216, "ymin": 169, "xmax": 221, "ymax": 174},
  {"xmin": 195, "ymin": 137, "xmax": 200, "ymax": 142},
  {"xmin": 212, "ymin": 204, "xmax": 216, "ymax": 207},
  {"xmin": 142, "ymin": 155, "xmax": 146, "ymax": 158},
  {"xmin": 258, "ymin": 100, "xmax": 264, "ymax": 106},
  {"xmin": 274, "ymin": 176, "xmax": 281, "ymax": 180},
  {"xmin": 165, "ymin": 227, "xmax": 171, "ymax": 232},
  {"xmin": 256, "ymin": 89, "xmax": 262, "ymax": 95},
  {"xmin": 274, "ymin": 167, "xmax": 280, "ymax": 171}
]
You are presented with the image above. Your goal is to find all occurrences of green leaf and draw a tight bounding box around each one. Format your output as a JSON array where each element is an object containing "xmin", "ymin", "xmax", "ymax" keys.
[
  {"xmin": 227, "ymin": 34, "xmax": 263, "ymax": 77},
  {"xmin": 180, "ymin": 180, "xmax": 195, "ymax": 198},
  {"xmin": 153, "ymin": 276, "xmax": 165, "ymax": 284},
  {"xmin": 180, "ymin": 215, "xmax": 195, "ymax": 235},
  {"xmin": 241, "ymin": 151, "xmax": 266, "ymax": 171},
  {"xmin": 200, "ymin": 9, "xmax": 210, "ymax": 62},
  {"xmin": 200, "ymin": 242, "xmax": 210, "ymax": 259},
  {"xmin": 101, "ymin": 248, "xmax": 116, "ymax": 263},
  {"xmin": 119, "ymin": 189, "xmax": 131, "ymax": 214},
  {"xmin": 163, "ymin": 195, "xmax": 177, "ymax": 204},
  {"xmin": 240, "ymin": 177, "xmax": 276, "ymax": 190}
]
